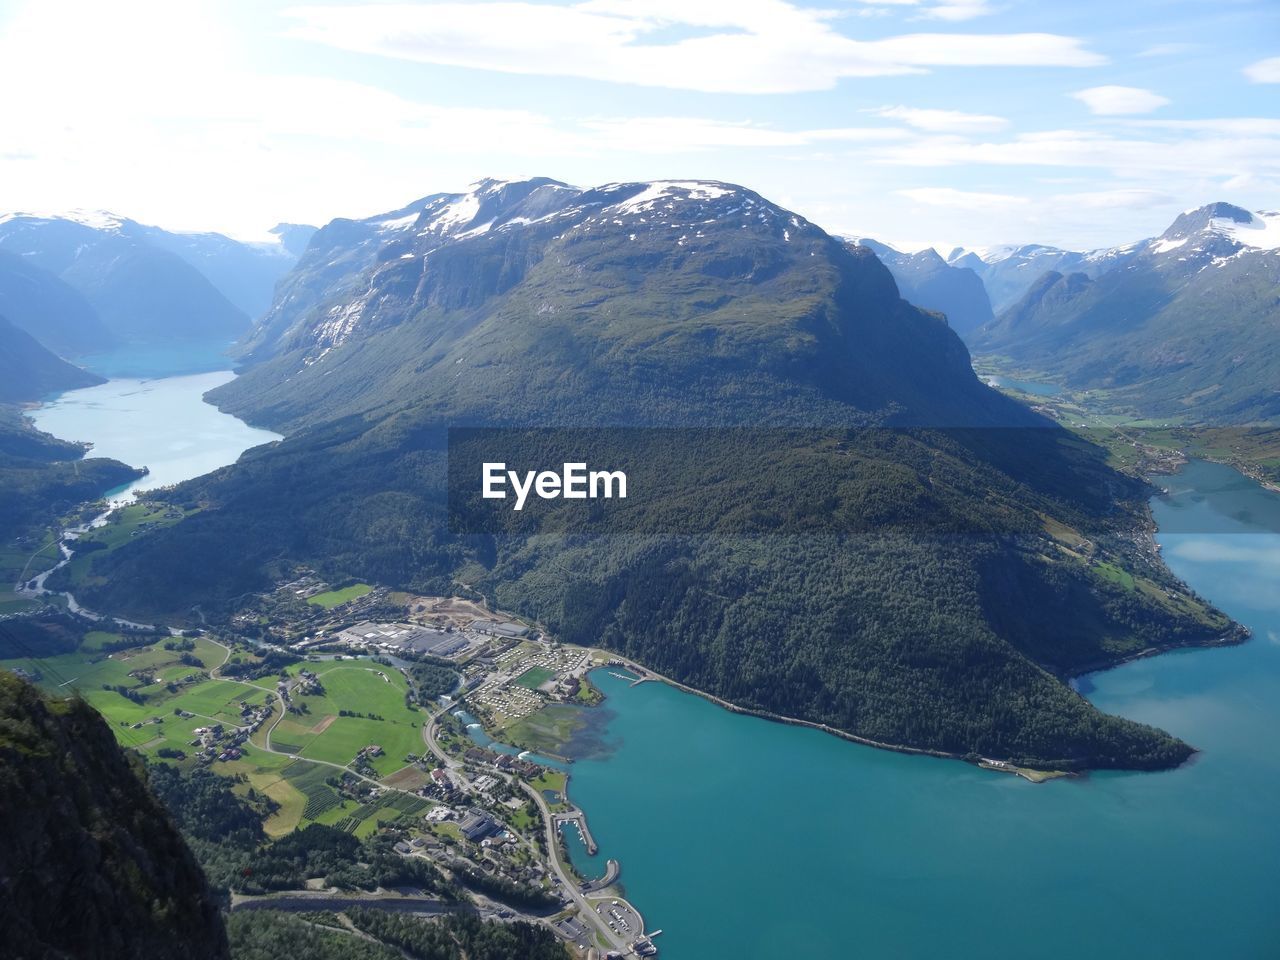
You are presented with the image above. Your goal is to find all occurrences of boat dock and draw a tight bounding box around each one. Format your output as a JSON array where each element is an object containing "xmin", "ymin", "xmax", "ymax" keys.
[{"xmin": 554, "ymin": 810, "xmax": 598, "ymax": 855}]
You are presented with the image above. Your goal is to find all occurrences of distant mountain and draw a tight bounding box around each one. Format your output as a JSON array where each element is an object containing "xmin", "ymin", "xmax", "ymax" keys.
[
  {"xmin": 79, "ymin": 177, "xmax": 1234, "ymax": 772},
  {"xmin": 231, "ymin": 176, "xmax": 583, "ymax": 366},
  {"xmin": 947, "ymin": 244, "xmax": 1104, "ymax": 314},
  {"xmin": 127, "ymin": 220, "xmax": 314, "ymax": 319},
  {"xmin": 973, "ymin": 203, "xmax": 1280, "ymax": 422},
  {"xmin": 852, "ymin": 238, "xmax": 993, "ymax": 334},
  {"xmin": 0, "ymin": 315, "xmax": 104, "ymax": 402},
  {"xmin": 0, "ymin": 211, "xmax": 306, "ymax": 345},
  {"xmin": 0, "ymin": 670, "xmax": 228, "ymax": 960},
  {"xmin": 0, "ymin": 251, "xmax": 118, "ymax": 357},
  {"xmin": 265, "ymin": 222, "xmax": 320, "ymax": 259}
]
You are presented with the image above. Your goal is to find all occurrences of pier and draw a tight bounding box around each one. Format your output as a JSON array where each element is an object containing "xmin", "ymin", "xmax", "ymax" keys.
[
  {"xmin": 579, "ymin": 858, "xmax": 621, "ymax": 892},
  {"xmin": 554, "ymin": 810, "xmax": 598, "ymax": 855}
]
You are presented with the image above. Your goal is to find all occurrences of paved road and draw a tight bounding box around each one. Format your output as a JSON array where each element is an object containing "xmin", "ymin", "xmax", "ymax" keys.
[
  {"xmin": 207, "ymin": 638, "xmax": 420, "ymax": 798},
  {"xmin": 421, "ymin": 707, "xmax": 631, "ymax": 955},
  {"xmin": 231, "ymin": 894, "xmax": 470, "ymax": 915}
]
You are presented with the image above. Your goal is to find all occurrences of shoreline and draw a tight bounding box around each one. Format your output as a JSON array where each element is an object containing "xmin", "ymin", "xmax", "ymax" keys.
[{"xmin": 596, "ymin": 641, "xmax": 1224, "ymax": 777}]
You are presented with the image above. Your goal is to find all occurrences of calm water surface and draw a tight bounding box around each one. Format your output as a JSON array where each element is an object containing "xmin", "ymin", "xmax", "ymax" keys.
[
  {"xmin": 560, "ymin": 459, "xmax": 1280, "ymax": 959},
  {"xmin": 31, "ymin": 364, "xmax": 279, "ymax": 503},
  {"xmin": 984, "ymin": 374, "xmax": 1061, "ymax": 396}
]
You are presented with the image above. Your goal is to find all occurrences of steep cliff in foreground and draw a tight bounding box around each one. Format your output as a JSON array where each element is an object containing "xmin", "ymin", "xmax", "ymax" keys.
[{"xmin": 0, "ymin": 670, "xmax": 228, "ymax": 960}]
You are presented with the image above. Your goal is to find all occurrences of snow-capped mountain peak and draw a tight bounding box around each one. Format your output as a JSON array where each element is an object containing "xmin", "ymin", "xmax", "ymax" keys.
[
  {"xmin": 0, "ymin": 208, "xmax": 127, "ymax": 232},
  {"xmin": 1208, "ymin": 208, "xmax": 1280, "ymax": 251}
]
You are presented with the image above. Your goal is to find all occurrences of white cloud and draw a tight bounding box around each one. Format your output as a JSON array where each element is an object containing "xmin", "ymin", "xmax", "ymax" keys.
[
  {"xmin": 871, "ymin": 105, "xmax": 1008, "ymax": 132},
  {"xmin": 918, "ymin": 1, "xmax": 997, "ymax": 22},
  {"xmin": 283, "ymin": 1, "xmax": 1104, "ymax": 94},
  {"xmin": 1136, "ymin": 42, "xmax": 1195, "ymax": 58},
  {"xmin": 1133, "ymin": 117, "xmax": 1280, "ymax": 136},
  {"xmin": 870, "ymin": 127, "xmax": 1280, "ymax": 187},
  {"xmin": 1071, "ymin": 85, "xmax": 1170, "ymax": 115},
  {"xmin": 897, "ymin": 187, "xmax": 1029, "ymax": 210},
  {"xmin": 579, "ymin": 116, "xmax": 910, "ymax": 152},
  {"xmin": 1243, "ymin": 56, "xmax": 1280, "ymax": 83},
  {"xmin": 1050, "ymin": 188, "xmax": 1172, "ymax": 210}
]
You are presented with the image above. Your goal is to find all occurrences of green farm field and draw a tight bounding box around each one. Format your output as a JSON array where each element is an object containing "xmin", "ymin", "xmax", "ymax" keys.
[
  {"xmin": 269, "ymin": 660, "xmax": 422, "ymax": 776},
  {"xmin": 0, "ymin": 635, "xmax": 272, "ymax": 759},
  {"xmin": 3, "ymin": 636, "xmax": 438, "ymax": 838}
]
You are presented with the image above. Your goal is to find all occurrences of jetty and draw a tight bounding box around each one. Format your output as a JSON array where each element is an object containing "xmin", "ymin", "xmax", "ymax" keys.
[{"xmin": 554, "ymin": 810, "xmax": 598, "ymax": 855}]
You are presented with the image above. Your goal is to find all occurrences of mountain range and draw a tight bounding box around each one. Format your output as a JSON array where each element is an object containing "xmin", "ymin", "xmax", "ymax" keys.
[
  {"xmin": 71, "ymin": 177, "xmax": 1236, "ymax": 772},
  {"xmin": 850, "ymin": 238, "xmax": 993, "ymax": 335},
  {"xmin": 0, "ymin": 212, "xmax": 311, "ymax": 353},
  {"xmin": 971, "ymin": 203, "xmax": 1280, "ymax": 423}
]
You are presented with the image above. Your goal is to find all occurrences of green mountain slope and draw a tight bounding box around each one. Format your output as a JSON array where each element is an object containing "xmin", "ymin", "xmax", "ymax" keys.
[
  {"xmin": 0, "ymin": 406, "xmax": 142, "ymax": 545},
  {"xmin": 78, "ymin": 179, "xmax": 1236, "ymax": 770},
  {"xmin": 0, "ymin": 251, "xmax": 118, "ymax": 356},
  {"xmin": 0, "ymin": 670, "xmax": 229, "ymax": 960},
  {"xmin": 0, "ymin": 315, "xmax": 104, "ymax": 402}
]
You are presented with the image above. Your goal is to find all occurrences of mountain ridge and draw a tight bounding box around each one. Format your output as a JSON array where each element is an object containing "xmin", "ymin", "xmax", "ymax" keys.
[{"xmin": 0, "ymin": 211, "xmax": 309, "ymax": 347}]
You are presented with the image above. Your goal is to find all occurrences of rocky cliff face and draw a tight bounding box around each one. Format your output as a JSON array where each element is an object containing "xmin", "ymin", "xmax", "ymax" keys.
[{"xmin": 0, "ymin": 671, "xmax": 228, "ymax": 960}]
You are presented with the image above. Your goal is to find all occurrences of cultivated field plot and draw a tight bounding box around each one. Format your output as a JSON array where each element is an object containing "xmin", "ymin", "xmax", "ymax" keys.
[
  {"xmin": 0, "ymin": 534, "xmax": 60, "ymax": 588},
  {"xmin": 270, "ymin": 660, "xmax": 423, "ymax": 776},
  {"xmin": 0, "ymin": 636, "xmax": 272, "ymax": 759}
]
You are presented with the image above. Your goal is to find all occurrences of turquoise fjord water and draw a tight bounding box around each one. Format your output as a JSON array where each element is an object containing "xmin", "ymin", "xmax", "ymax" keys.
[
  {"xmin": 31, "ymin": 348, "xmax": 280, "ymax": 502},
  {"xmin": 77, "ymin": 339, "xmax": 240, "ymax": 379},
  {"xmin": 560, "ymin": 459, "xmax": 1280, "ymax": 960}
]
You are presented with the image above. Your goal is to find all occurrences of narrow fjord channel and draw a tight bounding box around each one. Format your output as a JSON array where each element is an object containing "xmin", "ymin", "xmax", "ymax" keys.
[{"xmin": 22, "ymin": 350, "xmax": 279, "ymax": 617}]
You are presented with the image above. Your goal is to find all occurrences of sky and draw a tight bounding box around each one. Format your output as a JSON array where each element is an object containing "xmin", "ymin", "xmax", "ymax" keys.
[{"xmin": 0, "ymin": 0, "xmax": 1277, "ymax": 252}]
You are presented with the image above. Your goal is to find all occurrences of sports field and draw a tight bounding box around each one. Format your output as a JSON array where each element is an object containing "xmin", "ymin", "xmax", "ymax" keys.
[{"xmin": 306, "ymin": 583, "xmax": 372, "ymax": 609}]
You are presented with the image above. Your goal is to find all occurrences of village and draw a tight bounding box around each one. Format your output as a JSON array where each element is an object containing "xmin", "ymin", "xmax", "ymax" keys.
[
  {"xmin": 1, "ymin": 551, "xmax": 659, "ymax": 958},
  {"xmin": 218, "ymin": 576, "xmax": 659, "ymax": 959}
]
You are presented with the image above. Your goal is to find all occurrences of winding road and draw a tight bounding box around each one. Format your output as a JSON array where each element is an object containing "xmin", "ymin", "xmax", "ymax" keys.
[{"xmin": 421, "ymin": 704, "xmax": 636, "ymax": 955}]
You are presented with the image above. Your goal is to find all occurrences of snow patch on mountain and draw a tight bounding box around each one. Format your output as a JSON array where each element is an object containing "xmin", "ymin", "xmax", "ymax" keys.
[
  {"xmin": 1210, "ymin": 209, "xmax": 1280, "ymax": 251},
  {"xmin": 0, "ymin": 209, "xmax": 126, "ymax": 232},
  {"xmin": 605, "ymin": 181, "xmax": 735, "ymax": 216},
  {"xmin": 1148, "ymin": 236, "xmax": 1189, "ymax": 255}
]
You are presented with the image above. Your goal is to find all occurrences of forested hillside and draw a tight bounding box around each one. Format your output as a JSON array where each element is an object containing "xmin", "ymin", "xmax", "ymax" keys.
[
  {"xmin": 0, "ymin": 671, "xmax": 229, "ymax": 960},
  {"xmin": 0, "ymin": 315, "xmax": 103, "ymax": 402}
]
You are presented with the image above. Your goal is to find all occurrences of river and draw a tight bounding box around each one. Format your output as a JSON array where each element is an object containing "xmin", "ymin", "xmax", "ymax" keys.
[
  {"xmin": 555, "ymin": 459, "xmax": 1280, "ymax": 959},
  {"xmin": 19, "ymin": 347, "xmax": 280, "ymax": 619}
]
